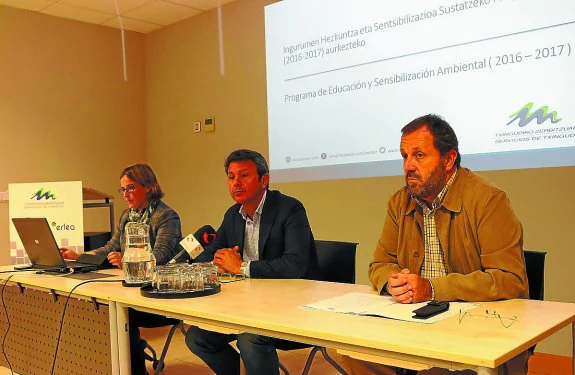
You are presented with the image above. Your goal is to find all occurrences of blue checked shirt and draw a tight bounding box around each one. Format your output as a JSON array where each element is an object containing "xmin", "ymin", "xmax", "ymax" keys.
[{"xmin": 238, "ymin": 190, "xmax": 267, "ymax": 277}]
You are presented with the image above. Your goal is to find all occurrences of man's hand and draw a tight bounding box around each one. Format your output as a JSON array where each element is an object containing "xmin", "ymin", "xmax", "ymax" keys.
[
  {"xmin": 59, "ymin": 248, "xmax": 79, "ymax": 260},
  {"xmin": 387, "ymin": 269, "xmax": 413, "ymax": 303},
  {"xmin": 387, "ymin": 269, "xmax": 433, "ymax": 303},
  {"xmin": 107, "ymin": 251, "xmax": 123, "ymax": 269},
  {"xmin": 404, "ymin": 273, "xmax": 433, "ymax": 303},
  {"xmin": 213, "ymin": 246, "xmax": 242, "ymax": 274}
]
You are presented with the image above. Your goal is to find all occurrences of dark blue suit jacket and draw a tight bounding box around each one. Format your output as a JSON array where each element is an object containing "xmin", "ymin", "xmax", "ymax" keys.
[{"xmin": 198, "ymin": 190, "xmax": 318, "ymax": 279}]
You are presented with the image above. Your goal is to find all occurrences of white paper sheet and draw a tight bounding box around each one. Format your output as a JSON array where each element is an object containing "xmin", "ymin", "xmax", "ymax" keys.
[{"xmin": 302, "ymin": 292, "xmax": 478, "ymax": 324}]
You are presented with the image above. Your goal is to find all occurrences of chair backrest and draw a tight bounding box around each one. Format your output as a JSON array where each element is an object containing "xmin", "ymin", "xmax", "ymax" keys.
[
  {"xmin": 314, "ymin": 240, "xmax": 358, "ymax": 284},
  {"xmin": 523, "ymin": 250, "xmax": 546, "ymax": 301},
  {"xmin": 275, "ymin": 240, "xmax": 358, "ymax": 353}
]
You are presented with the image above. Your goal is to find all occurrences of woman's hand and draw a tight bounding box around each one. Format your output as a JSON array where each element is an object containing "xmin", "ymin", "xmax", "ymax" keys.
[
  {"xmin": 107, "ymin": 251, "xmax": 123, "ymax": 269},
  {"xmin": 59, "ymin": 248, "xmax": 79, "ymax": 260}
]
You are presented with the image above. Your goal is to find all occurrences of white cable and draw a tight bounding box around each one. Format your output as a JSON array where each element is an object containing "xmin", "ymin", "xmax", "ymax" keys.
[
  {"xmin": 217, "ymin": 0, "xmax": 225, "ymax": 75},
  {"xmin": 113, "ymin": 0, "xmax": 128, "ymax": 81},
  {"xmin": 56, "ymin": 269, "xmax": 75, "ymax": 277}
]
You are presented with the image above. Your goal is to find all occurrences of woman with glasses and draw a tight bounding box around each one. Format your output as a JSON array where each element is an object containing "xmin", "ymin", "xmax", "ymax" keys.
[
  {"xmin": 62, "ymin": 163, "xmax": 182, "ymax": 267},
  {"xmin": 61, "ymin": 163, "xmax": 182, "ymax": 375}
]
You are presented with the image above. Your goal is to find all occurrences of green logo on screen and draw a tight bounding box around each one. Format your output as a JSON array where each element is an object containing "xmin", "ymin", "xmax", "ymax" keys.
[{"xmin": 507, "ymin": 103, "xmax": 561, "ymax": 127}]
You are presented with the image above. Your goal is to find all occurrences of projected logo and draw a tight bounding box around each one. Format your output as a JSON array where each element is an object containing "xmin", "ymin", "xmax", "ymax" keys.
[
  {"xmin": 30, "ymin": 188, "xmax": 57, "ymax": 201},
  {"xmin": 507, "ymin": 102, "xmax": 561, "ymax": 127}
]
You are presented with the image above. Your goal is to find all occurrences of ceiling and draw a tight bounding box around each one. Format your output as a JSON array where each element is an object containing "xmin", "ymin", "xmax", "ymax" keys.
[{"xmin": 0, "ymin": 0, "xmax": 239, "ymax": 33}]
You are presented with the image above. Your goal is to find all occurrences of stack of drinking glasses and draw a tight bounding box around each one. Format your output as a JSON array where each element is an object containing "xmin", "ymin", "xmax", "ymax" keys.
[{"xmin": 141, "ymin": 262, "xmax": 221, "ymax": 298}]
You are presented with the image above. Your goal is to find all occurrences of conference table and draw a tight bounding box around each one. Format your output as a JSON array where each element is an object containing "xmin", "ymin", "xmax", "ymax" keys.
[{"xmin": 0, "ymin": 267, "xmax": 574, "ymax": 375}]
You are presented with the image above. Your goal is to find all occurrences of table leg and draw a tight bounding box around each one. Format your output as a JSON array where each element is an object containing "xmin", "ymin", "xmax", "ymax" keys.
[
  {"xmin": 117, "ymin": 303, "xmax": 132, "ymax": 375},
  {"xmin": 109, "ymin": 301, "xmax": 120, "ymax": 375},
  {"xmin": 572, "ymin": 322, "xmax": 574, "ymax": 375}
]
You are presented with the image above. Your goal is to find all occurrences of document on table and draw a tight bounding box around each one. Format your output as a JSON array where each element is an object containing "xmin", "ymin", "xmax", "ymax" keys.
[{"xmin": 302, "ymin": 292, "xmax": 477, "ymax": 324}]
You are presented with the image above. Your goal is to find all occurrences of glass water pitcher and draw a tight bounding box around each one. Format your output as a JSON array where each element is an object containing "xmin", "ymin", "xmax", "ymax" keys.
[{"xmin": 122, "ymin": 222, "xmax": 156, "ymax": 285}]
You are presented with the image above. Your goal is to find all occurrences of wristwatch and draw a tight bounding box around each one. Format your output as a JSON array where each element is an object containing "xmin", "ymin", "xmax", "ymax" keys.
[{"xmin": 240, "ymin": 261, "xmax": 249, "ymax": 276}]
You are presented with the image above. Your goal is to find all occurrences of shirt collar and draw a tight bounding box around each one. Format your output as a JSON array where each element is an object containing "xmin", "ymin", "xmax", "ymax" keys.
[{"xmin": 239, "ymin": 190, "xmax": 267, "ymax": 221}]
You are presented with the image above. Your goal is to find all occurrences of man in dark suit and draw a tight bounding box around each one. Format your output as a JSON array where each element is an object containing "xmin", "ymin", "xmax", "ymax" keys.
[{"xmin": 186, "ymin": 149, "xmax": 318, "ymax": 375}]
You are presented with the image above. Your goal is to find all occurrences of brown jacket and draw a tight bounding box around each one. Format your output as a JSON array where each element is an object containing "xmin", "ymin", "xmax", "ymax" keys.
[{"xmin": 369, "ymin": 168, "xmax": 529, "ymax": 301}]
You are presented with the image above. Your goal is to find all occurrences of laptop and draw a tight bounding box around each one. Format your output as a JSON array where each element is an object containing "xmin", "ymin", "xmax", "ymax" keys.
[{"xmin": 12, "ymin": 217, "xmax": 102, "ymax": 273}]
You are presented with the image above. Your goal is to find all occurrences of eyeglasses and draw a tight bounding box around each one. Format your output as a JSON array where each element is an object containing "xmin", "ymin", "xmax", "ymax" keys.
[
  {"xmin": 459, "ymin": 309, "xmax": 517, "ymax": 328},
  {"xmin": 118, "ymin": 185, "xmax": 137, "ymax": 195},
  {"xmin": 218, "ymin": 273, "xmax": 246, "ymax": 284}
]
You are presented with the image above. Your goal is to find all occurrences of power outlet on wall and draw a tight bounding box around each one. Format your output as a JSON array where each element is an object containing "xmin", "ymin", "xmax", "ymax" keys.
[{"xmin": 193, "ymin": 121, "xmax": 201, "ymax": 133}]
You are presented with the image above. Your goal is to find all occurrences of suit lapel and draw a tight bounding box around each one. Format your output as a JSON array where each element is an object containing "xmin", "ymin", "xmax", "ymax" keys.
[{"xmin": 258, "ymin": 190, "xmax": 276, "ymax": 259}]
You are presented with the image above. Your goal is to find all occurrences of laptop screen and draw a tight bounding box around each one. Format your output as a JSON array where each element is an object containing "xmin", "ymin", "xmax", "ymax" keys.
[{"xmin": 12, "ymin": 218, "xmax": 67, "ymax": 268}]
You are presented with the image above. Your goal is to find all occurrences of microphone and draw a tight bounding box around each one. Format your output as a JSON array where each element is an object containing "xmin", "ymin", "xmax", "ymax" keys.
[{"xmin": 168, "ymin": 225, "xmax": 216, "ymax": 264}]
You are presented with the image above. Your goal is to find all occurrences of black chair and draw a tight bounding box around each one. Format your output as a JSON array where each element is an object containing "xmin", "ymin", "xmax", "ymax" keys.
[
  {"xmin": 523, "ymin": 250, "xmax": 546, "ymax": 301},
  {"xmin": 314, "ymin": 239, "xmax": 357, "ymax": 284},
  {"xmin": 275, "ymin": 239, "xmax": 358, "ymax": 375},
  {"xmin": 523, "ymin": 249, "xmax": 546, "ymax": 358},
  {"xmin": 144, "ymin": 322, "xmax": 188, "ymax": 374}
]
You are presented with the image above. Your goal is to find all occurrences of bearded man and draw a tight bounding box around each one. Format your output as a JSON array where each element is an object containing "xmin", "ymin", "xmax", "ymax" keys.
[{"xmin": 345, "ymin": 114, "xmax": 530, "ymax": 375}]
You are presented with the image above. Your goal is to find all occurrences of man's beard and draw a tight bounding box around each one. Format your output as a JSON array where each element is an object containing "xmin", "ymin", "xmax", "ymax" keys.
[{"xmin": 406, "ymin": 161, "xmax": 447, "ymax": 201}]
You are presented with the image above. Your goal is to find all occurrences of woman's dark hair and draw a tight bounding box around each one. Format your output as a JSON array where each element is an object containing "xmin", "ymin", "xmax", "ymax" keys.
[
  {"xmin": 224, "ymin": 149, "xmax": 270, "ymax": 179},
  {"xmin": 401, "ymin": 114, "xmax": 461, "ymax": 167},
  {"xmin": 120, "ymin": 164, "xmax": 164, "ymax": 200}
]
